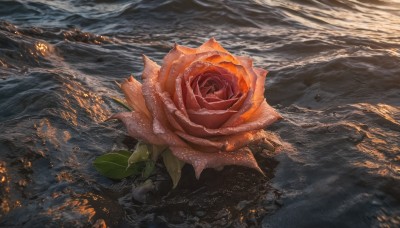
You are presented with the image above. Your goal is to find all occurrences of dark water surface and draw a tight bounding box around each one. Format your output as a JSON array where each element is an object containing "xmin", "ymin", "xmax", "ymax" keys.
[{"xmin": 1, "ymin": 0, "xmax": 399, "ymax": 227}]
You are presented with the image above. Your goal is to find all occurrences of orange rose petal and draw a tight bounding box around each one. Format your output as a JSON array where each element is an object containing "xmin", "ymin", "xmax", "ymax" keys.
[
  {"xmin": 253, "ymin": 67, "xmax": 268, "ymax": 80},
  {"xmin": 162, "ymin": 51, "xmax": 228, "ymax": 95},
  {"xmin": 141, "ymin": 55, "xmax": 161, "ymax": 80},
  {"xmin": 182, "ymin": 66, "xmax": 237, "ymax": 111},
  {"xmin": 166, "ymin": 47, "xmax": 234, "ymax": 93},
  {"xmin": 179, "ymin": 61, "xmax": 245, "ymax": 112},
  {"xmin": 159, "ymin": 46, "xmax": 187, "ymax": 93},
  {"xmin": 173, "ymin": 75, "xmax": 189, "ymax": 116},
  {"xmin": 155, "ymin": 90, "xmax": 187, "ymax": 133},
  {"xmin": 239, "ymin": 100, "xmax": 282, "ymax": 133},
  {"xmin": 163, "ymin": 50, "xmax": 239, "ymax": 95},
  {"xmin": 181, "ymin": 61, "xmax": 212, "ymax": 81},
  {"xmin": 240, "ymin": 67, "xmax": 268, "ymax": 116},
  {"xmin": 216, "ymin": 61, "xmax": 250, "ymax": 91},
  {"xmin": 140, "ymin": 55, "xmax": 166, "ymax": 133},
  {"xmin": 191, "ymin": 68, "xmax": 243, "ymax": 111},
  {"xmin": 187, "ymin": 109, "xmax": 237, "ymax": 129},
  {"xmin": 175, "ymin": 131, "xmax": 225, "ymax": 151},
  {"xmin": 228, "ymin": 91, "xmax": 247, "ymax": 111},
  {"xmin": 161, "ymin": 105, "xmax": 187, "ymax": 133},
  {"xmin": 221, "ymin": 60, "xmax": 267, "ymax": 127},
  {"xmin": 221, "ymin": 89, "xmax": 257, "ymax": 127},
  {"xmin": 120, "ymin": 76, "xmax": 151, "ymax": 118},
  {"xmin": 175, "ymin": 43, "xmax": 197, "ymax": 55},
  {"xmin": 197, "ymin": 37, "xmax": 229, "ymax": 54},
  {"xmin": 169, "ymin": 146, "xmax": 263, "ymax": 179},
  {"xmin": 175, "ymin": 61, "xmax": 212, "ymax": 112},
  {"xmin": 236, "ymin": 56, "xmax": 269, "ymax": 80},
  {"xmin": 204, "ymin": 53, "xmax": 238, "ymax": 65},
  {"xmin": 165, "ymin": 54, "xmax": 199, "ymax": 100},
  {"xmin": 163, "ymin": 44, "xmax": 186, "ymax": 66},
  {"xmin": 158, "ymin": 89, "xmax": 217, "ymax": 137},
  {"xmin": 110, "ymin": 112, "xmax": 165, "ymax": 145},
  {"xmin": 175, "ymin": 129, "xmax": 273, "ymax": 152},
  {"xmin": 235, "ymin": 56, "xmax": 253, "ymax": 69},
  {"xmin": 141, "ymin": 55, "xmax": 186, "ymax": 146},
  {"xmin": 182, "ymin": 78, "xmax": 201, "ymax": 110},
  {"xmin": 223, "ymin": 129, "xmax": 272, "ymax": 151},
  {"xmin": 169, "ymin": 99, "xmax": 280, "ymax": 137},
  {"xmin": 195, "ymin": 95, "xmax": 238, "ymax": 110}
]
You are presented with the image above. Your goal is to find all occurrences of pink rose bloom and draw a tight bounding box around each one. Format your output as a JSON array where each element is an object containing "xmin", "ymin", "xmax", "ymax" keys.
[{"xmin": 112, "ymin": 38, "xmax": 281, "ymax": 178}]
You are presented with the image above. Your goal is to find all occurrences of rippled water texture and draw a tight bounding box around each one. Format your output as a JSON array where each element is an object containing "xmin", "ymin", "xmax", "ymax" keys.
[{"xmin": 0, "ymin": 0, "xmax": 399, "ymax": 227}]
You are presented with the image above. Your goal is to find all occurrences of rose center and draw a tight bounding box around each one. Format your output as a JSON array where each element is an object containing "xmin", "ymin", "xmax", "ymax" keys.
[
  {"xmin": 192, "ymin": 71, "xmax": 235, "ymax": 101},
  {"xmin": 201, "ymin": 78, "xmax": 224, "ymax": 96}
]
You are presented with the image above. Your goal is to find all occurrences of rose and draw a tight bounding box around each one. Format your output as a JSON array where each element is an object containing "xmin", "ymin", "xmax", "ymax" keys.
[{"xmin": 112, "ymin": 38, "xmax": 281, "ymax": 178}]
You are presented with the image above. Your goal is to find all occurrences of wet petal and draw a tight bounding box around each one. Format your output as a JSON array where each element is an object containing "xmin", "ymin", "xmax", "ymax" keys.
[
  {"xmin": 173, "ymin": 76, "xmax": 189, "ymax": 116},
  {"xmin": 175, "ymin": 43, "xmax": 197, "ymax": 55},
  {"xmin": 166, "ymin": 100, "xmax": 281, "ymax": 137},
  {"xmin": 176, "ymin": 61, "xmax": 245, "ymax": 112},
  {"xmin": 120, "ymin": 76, "xmax": 151, "ymax": 118},
  {"xmin": 221, "ymin": 59, "xmax": 267, "ymax": 127},
  {"xmin": 216, "ymin": 61, "xmax": 250, "ymax": 91},
  {"xmin": 110, "ymin": 112, "xmax": 164, "ymax": 145},
  {"xmin": 182, "ymin": 63, "xmax": 237, "ymax": 111},
  {"xmin": 141, "ymin": 56, "xmax": 193, "ymax": 149},
  {"xmin": 162, "ymin": 51, "xmax": 238, "ymax": 95},
  {"xmin": 244, "ymin": 100, "xmax": 282, "ymax": 124},
  {"xmin": 197, "ymin": 38, "xmax": 229, "ymax": 54},
  {"xmin": 159, "ymin": 45, "xmax": 186, "ymax": 93},
  {"xmin": 187, "ymin": 109, "xmax": 237, "ymax": 129},
  {"xmin": 141, "ymin": 56, "xmax": 161, "ymax": 122},
  {"xmin": 176, "ymin": 129, "xmax": 274, "ymax": 152},
  {"xmin": 170, "ymin": 146, "xmax": 263, "ymax": 179},
  {"xmin": 175, "ymin": 131, "xmax": 225, "ymax": 151},
  {"xmin": 173, "ymin": 61, "xmax": 214, "ymax": 113},
  {"xmin": 195, "ymin": 95, "xmax": 239, "ymax": 110},
  {"xmin": 141, "ymin": 55, "xmax": 161, "ymax": 80},
  {"xmin": 141, "ymin": 55, "xmax": 183, "ymax": 145},
  {"xmin": 204, "ymin": 53, "xmax": 238, "ymax": 64}
]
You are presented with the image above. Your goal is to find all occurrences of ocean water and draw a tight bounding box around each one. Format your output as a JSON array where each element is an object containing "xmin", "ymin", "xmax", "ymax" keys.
[{"xmin": 0, "ymin": 0, "xmax": 399, "ymax": 227}]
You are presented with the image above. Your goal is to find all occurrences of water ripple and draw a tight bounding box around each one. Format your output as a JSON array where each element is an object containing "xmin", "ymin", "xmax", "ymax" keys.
[{"xmin": 1, "ymin": 0, "xmax": 400, "ymax": 226}]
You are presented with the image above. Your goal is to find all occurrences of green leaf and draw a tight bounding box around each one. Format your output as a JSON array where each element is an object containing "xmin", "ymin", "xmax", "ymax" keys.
[
  {"xmin": 94, "ymin": 150, "xmax": 143, "ymax": 179},
  {"xmin": 162, "ymin": 149, "xmax": 185, "ymax": 189},
  {"xmin": 128, "ymin": 142, "xmax": 150, "ymax": 166},
  {"xmin": 111, "ymin": 96, "xmax": 132, "ymax": 111},
  {"xmin": 142, "ymin": 160, "xmax": 155, "ymax": 179}
]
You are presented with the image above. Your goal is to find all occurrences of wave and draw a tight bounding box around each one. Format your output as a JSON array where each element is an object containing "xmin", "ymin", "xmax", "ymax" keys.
[{"xmin": 1, "ymin": 0, "xmax": 399, "ymax": 36}]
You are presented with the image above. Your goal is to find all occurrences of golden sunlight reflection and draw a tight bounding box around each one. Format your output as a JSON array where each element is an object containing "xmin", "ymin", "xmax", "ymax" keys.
[
  {"xmin": 44, "ymin": 192, "xmax": 110, "ymax": 226},
  {"xmin": 35, "ymin": 42, "xmax": 50, "ymax": 56},
  {"xmin": 387, "ymin": 48, "xmax": 400, "ymax": 57},
  {"xmin": 377, "ymin": 213, "xmax": 400, "ymax": 227},
  {"xmin": 261, "ymin": 0, "xmax": 400, "ymax": 43},
  {"xmin": 62, "ymin": 80, "xmax": 110, "ymax": 125},
  {"xmin": 0, "ymin": 161, "xmax": 10, "ymax": 215},
  {"xmin": 35, "ymin": 118, "xmax": 62, "ymax": 149},
  {"xmin": 44, "ymin": 198, "xmax": 96, "ymax": 223},
  {"xmin": 56, "ymin": 171, "xmax": 74, "ymax": 183},
  {"xmin": 351, "ymin": 103, "xmax": 400, "ymax": 179}
]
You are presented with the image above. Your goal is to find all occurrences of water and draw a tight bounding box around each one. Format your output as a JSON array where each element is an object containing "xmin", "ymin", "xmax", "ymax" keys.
[{"xmin": 0, "ymin": 0, "xmax": 399, "ymax": 227}]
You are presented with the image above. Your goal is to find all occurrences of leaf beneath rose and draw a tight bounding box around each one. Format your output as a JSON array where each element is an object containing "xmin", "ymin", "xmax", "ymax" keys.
[
  {"xmin": 93, "ymin": 150, "xmax": 144, "ymax": 179},
  {"xmin": 142, "ymin": 160, "xmax": 155, "ymax": 179},
  {"xmin": 162, "ymin": 149, "xmax": 185, "ymax": 189},
  {"xmin": 128, "ymin": 142, "xmax": 151, "ymax": 166}
]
